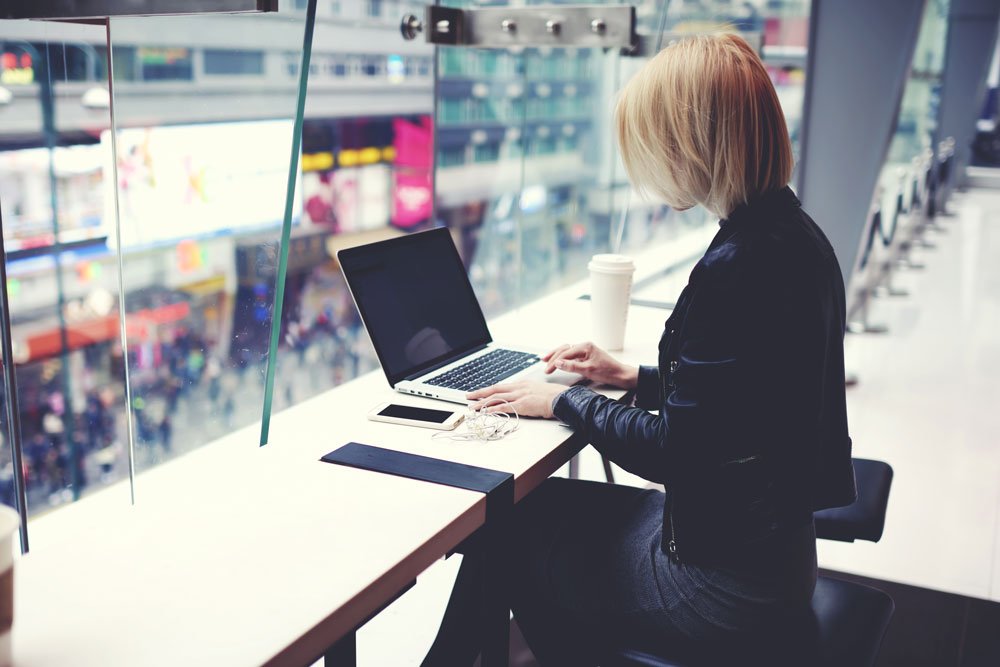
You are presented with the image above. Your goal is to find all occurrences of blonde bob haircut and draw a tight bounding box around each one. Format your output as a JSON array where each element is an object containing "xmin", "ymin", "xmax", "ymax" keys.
[{"xmin": 615, "ymin": 32, "xmax": 794, "ymax": 219}]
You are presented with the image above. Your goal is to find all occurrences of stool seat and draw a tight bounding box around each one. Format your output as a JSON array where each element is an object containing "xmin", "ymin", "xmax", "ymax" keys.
[
  {"xmin": 606, "ymin": 458, "xmax": 895, "ymax": 667},
  {"xmin": 605, "ymin": 576, "xmax": 895, "ymax": 667},
  {"xmin": 814, "ymin": 459, "xmax": 893, "ymax": 542}
]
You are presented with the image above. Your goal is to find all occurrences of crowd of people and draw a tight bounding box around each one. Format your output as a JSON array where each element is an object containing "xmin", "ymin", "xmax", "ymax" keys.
[{"xmin": 0, "ymin": 312, "xmax": 378, "ymax": 515}]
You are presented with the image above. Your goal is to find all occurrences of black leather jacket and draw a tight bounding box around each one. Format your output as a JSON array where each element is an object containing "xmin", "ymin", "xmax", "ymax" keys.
[{"xmin": 553, "ymin": 187, "xmax": 857, "ymax": 568}]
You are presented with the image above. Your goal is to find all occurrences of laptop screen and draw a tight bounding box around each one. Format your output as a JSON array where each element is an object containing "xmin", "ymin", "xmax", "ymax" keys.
[{"xmin": 338, "ymin": 228, "xmax": 492, "ymax": 386}]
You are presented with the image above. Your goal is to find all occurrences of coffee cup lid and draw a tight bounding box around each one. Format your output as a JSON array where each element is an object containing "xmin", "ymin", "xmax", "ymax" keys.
[{"xmin": 588, "ymin": 254, "xmax": 635, "ymax": 274}]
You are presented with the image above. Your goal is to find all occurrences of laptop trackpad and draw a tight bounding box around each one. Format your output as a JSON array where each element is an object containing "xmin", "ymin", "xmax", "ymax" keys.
[{"xmin": 528, "ymin": 367, "xmax": 586, "ymax": 387}]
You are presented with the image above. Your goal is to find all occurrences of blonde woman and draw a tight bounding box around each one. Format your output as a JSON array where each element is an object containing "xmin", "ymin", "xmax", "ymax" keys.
[{"xmin": 428, "ymin": 34, "xmax": 857, "ymax": 665}]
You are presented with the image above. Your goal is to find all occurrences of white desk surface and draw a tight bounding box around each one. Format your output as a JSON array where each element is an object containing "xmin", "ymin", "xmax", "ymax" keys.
[
  {"xmin": 14, "ymin": 420, "xmax": 486, "ymax": 667},
  {"xmin": 10, "ymin": 249, "xmax": 685, "ymax": 667}
]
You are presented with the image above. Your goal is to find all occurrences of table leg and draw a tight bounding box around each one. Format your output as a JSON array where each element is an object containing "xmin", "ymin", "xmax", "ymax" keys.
[
  {"xmin": 479, "ymin": 499, "xmax": 513, "ymax": 667},
  {"xmin": 568, "ymin": 454, "xmax": 579, "ymax": 479},
  {"xmin": 324, "ymin": 631, "xmax": 356, "ymax": 667},
  {"xmin": 602, "ymin": 455, "xmax": 615, "ymax": 484}
]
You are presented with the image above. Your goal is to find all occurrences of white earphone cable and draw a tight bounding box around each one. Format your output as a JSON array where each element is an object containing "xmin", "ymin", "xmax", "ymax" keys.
[{"xmin": 432, "ymin": 398, "xmax": 519, "ymax": 442}]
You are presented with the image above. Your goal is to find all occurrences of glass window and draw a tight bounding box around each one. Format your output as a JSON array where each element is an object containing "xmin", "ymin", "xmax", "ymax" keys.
[
  {"xmin": 138, "ymin": 47, "xmax": 193, "ymax": 81},
  {"xmin": 871, "ymin": 0, "xmax": 950, "ymax": 271},
  {"xmin": 285, "ymin": 53, "xmax": 299, "ymax": 77},
  {"xmin": 1, "ymin": 47, "xmax": 36, "ymax": 86},
  {"xmin": 438, "ymin": 145, "xmax": 466, "ymax": 168},
  {"xmin": 0, "ymin": 0, "xmax": 437, "ymax": 540},
  {"xmin": 473, "ymin": 142, "xmax": 500, "ymax": 163},
  {"xmin": 14, "ymin": 43, "xmax": 98, "ymax": 83},
  {"xmin": 367, "ymin": 0, "xmax": 383, "ymax": 19},
  {"xmin": 111, "ymin": 45, "xmax": 138, "ymax": 81},
  {"xmin": 203, "ymin": 49, "xmax": 265, "ymax": 76},
  {"xmin": 362, "ymin": 56, "xmax": 382, "ymax": 77},
  {"xmin": 0, "ymin": 25, "xmax": 116, "ymax": 527},
  {"xmin": 432, "ymin": 0, "xmax": 815, "ymax": 319}
]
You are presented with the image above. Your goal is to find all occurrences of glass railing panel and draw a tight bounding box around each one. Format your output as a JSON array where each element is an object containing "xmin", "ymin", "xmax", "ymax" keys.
[
  {"xmin": 432, "ymin": 6, "xmax": 530, "ymax": 318},
  {"xmin": 106, "ymin": 7, "xmax": 309, "ymax": 481},
  {"xmin": 871, "ymin": 0, "xmax": 950, "ymax": 272},
  {"xmin": 432, "ymin": 1, "xmax": 676, "ymax": 317},
  {"xmin": 428, "ymin": 0, "xmax": 815, "ymax": 322},
  {"xmin": 269, "ymin": 2, "xmax": 436, "ymax": 410},
  {"xmin": 0, "ymin": 23, "xmax": 116, "ymax": 528},
  {"xmin": 659, "ymin": 0, "xmax": 811, "ymax": 173},
  {"xmin": 888, "ymin": 0, "xmax": 949, "ymax": 167}
]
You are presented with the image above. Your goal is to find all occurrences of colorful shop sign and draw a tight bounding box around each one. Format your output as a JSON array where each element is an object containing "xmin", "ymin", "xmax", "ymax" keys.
[{"xmin": 1, "ymin": 51, "xmax": 34, "ymax": 85}]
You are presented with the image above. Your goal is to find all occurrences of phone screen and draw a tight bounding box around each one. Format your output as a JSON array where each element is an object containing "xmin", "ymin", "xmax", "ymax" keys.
[{"xmin": 378, "ymin": 404, "xmax": 455, "ymax": 424}]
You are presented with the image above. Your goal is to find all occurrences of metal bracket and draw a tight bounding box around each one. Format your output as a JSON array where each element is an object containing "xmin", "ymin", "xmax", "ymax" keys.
[{"xmin": 401, "ymin": 4, "xmax": 636, "ymax": 51}]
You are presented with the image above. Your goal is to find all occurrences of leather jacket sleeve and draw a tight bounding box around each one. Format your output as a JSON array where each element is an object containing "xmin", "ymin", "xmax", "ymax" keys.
[
  {"xmin": 553, "ymin": 385, "xmax": 668, "ymax": 483},
  {"xmin": 552, "ymin": 250, "xmax": 745, "ymax": 486},
  {"xmin": 634, "ymin": 365, "xmax": 662, "ymax": 411}
]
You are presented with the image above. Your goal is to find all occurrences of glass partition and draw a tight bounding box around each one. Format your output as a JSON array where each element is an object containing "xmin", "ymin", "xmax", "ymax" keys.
[
  {"xmin": 105, "ymin": 6, "xmax": 311, "ymax": 481},
  {"xmin": 105, "ymin": 1, "xmax": 437, "ymax": 464},
  {"xmin": 269, "ymin": 2, "xmax": 435, "ymax": 409},
  {"xmin": 887, "ymin": 0, "xmax": 949, "ymax": 167},
  {"xmin": 434, "ymin": 0, "xmax": 814, "ymax": 319},
  {"xmin": 660, "ymin": 0, "xmax": 811, "ymax": 165},
  {"xmin": 870, "ymin": 0, "xmax": 949, "ymax": 271},
  {"xmin": 1, "ymin": 0, "xmax": 436, "ymax": 540},
  {"xmin": 0, "ymin": 22, "xmax": 115, "ymax": 528}
]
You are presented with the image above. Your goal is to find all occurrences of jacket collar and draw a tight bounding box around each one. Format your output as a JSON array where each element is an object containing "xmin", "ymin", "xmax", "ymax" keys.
[
  {"xmin": 706, "ymin": 186, "xmax": 800, "ymax": 250},
  {"xmin": 719, "ymin": 186, "xmax": 801, "ymax": 228}
]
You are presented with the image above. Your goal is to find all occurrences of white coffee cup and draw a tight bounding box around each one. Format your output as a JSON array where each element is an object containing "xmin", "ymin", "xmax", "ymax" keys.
[
  {"xmin": 0, "ymin": 506, "xmax": 18, "ymax": 667},
  {"xmin": 588, "ymin": 254, "xmax": 635, "ymax": 351}
]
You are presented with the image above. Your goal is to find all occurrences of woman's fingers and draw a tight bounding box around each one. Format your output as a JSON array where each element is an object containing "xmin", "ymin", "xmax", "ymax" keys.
[
  {"xmin": 541, "ymin": 344, "xmax": 569, "ymax": 363},
  {"xmin": 545, "ymin": 343, "xmax": 589, "ymax": 373},
  {"xmin": 554, "ymin": 358, "xmax": 586, "ymax": 374},
  {"xmin": 468, "ymin": 381, "xmax": 522, "ymax": 401},
  {"xmin": 481, "ymin": 401, "xmax": 519, "ymax": 414},
  {"xmin": 471, "ymin": 392, "xmax": 520, "ymax": 411},
  {"xmin": 467, "ymin": 382, "xmax": 515, "ymax": 400}
]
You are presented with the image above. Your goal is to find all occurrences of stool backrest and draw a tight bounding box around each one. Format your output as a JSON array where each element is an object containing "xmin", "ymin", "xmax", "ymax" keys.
[{"xmin": 814, "ymin": 458, "xmax": 893, "ymax": 543}]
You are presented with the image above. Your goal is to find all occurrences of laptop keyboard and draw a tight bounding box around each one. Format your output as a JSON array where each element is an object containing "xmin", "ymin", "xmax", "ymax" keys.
[{"xmin": 425, "ymin": 349, "xmax": 540, "ymax": 392}]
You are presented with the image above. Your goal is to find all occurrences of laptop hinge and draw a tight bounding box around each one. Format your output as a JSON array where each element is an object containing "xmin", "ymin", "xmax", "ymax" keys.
[{"xmin": 403, "ymin": 343, "xmax": 490, "ymax": 382}]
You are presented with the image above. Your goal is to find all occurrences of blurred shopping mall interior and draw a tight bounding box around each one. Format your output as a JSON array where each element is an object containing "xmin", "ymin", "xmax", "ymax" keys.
[{"xmin": 0, "ymin": 1, "xmax": 999, "ymax": 666}]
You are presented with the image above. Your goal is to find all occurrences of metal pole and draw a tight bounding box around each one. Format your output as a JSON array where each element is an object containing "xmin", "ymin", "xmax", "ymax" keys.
[{"xmin": 0, "ymin": 209, "xmax": 31, "ymax": 554}]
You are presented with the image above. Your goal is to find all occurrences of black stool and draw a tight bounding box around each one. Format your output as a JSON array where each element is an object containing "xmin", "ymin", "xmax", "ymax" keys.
[{"xmin": 604, "ymin": 458, "xmax": 895, "ymax": 667}]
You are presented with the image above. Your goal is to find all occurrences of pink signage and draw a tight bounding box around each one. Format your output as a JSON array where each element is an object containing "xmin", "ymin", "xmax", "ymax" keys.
[{"xmin": 391, "ymin": 116, "xmax": 433, "ymax": 228}]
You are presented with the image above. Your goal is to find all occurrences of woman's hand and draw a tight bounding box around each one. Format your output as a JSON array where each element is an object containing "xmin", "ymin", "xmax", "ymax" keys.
[
  {"xmin": 467, "ymin": 381, "xmax": 569, "ymax": 419},
  {"xmin": 542, "ymin": 341, "xmax": 638, "ymax": 390}
]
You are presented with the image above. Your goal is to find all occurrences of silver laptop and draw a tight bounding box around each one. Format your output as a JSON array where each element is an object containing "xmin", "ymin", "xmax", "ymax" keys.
[{"xmin": 338, "ymin": 227, "xmax": 579, "ymax": 404}]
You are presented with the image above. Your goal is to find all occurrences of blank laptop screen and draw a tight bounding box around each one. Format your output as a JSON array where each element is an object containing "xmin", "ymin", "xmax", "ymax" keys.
[{"xmin": 338, "ymin": 227, "xmax": 492, "ymax": 386}]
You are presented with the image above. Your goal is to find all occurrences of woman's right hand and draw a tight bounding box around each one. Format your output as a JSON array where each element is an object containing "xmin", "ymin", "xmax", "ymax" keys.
[{"xmin": 542, "ymin": 341, "xmax": 638, "ymax": 390}]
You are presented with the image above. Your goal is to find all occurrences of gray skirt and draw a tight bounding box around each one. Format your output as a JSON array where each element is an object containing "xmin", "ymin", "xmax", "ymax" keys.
[{"xmin": 509, "ymin": 477, "xmax": 817, "ymax": 665}]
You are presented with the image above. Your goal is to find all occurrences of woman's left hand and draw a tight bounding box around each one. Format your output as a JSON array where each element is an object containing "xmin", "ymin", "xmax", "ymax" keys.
[{"xmin": 467, "ymin": 381, "xmax": 569, "ymax": 418}]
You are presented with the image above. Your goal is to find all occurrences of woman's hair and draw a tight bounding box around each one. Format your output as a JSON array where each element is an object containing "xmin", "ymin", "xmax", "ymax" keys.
[{"xmin": 615, "ymin": 32, "xmax": 793, "ymax": 218}]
